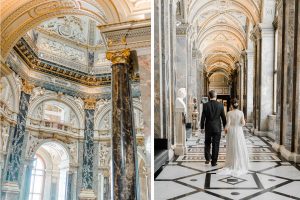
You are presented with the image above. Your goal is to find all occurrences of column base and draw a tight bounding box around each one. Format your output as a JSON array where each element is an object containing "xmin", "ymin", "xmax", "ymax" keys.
[
  {"xmin": 1, "ymin": 182, "xmax": 20, "ymax": 200},
  {"xmin": 272, "ymin": 143, "xmax": 300, "ymax": 163},
  {"xmin": 174, "ymin": 145, "xmax": 186, "ymax": 156},
  {"xmin": 169, "ymin": 147, "xmax": 175, "ymax": 161},
  {"xmin": 79, "ymin": 189, "xmax": 96, "ymax": 200}
]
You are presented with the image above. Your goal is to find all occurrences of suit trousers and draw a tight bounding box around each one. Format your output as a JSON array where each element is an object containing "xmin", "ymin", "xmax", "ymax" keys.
[{"xmin": 204, "ymin": 132, "xmax": 221, "ymax": 165}]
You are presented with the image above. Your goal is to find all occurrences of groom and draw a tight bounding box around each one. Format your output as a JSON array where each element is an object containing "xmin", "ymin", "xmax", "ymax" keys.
[{"xmin": 200, "ymin": 90, "xmax": 226, "ymax": 166}]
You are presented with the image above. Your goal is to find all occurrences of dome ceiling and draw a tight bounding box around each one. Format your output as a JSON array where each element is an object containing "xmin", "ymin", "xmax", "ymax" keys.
[{"xmin": 187, "ymin": 0, "xmax": 261, "ymax": 77}]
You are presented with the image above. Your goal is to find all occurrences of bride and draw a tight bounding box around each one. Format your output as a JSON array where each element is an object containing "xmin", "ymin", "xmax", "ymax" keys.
[{"xmin": 218, "ymin": 99, "xmax": 249, "ymax": 176}]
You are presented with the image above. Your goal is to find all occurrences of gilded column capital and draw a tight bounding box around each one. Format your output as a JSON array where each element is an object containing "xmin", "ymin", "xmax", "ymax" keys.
[
  {"xmin": 106, "ymin": 49, "xmax": 131, "ymax": 64},
  {"xmin": 21, "ymin": 79, "xmax": 35, "ymax": 94},
  {"xmin": 83, "ymin": 97, "xmax": 97, "ymax": 110}
]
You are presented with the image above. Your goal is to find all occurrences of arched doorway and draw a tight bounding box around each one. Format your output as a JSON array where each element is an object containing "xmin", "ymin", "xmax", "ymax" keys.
[{"xmin": 28, "ymin": 141, "xmax": 70, "ymax": 200}]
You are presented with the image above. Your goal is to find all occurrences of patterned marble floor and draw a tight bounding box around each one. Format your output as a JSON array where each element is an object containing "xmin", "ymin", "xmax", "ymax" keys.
[{"xmin": 155, "ymin": 128, "xmax": 300, "ymax": 200}]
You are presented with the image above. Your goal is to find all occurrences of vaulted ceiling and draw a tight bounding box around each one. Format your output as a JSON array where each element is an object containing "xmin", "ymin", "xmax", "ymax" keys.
[
  {"xmin": 0, "ymin": 0, "xmax": 151, "ymax": 59},
  {"xmin": 187, "ymin": 0, "xmax": 261, "ymax": 77}
]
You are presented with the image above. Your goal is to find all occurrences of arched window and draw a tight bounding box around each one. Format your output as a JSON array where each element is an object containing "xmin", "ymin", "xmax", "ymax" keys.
[
  {"xmin": 29, "ymin": 155, "xmax": 45, "ymax": 200},
  {"xmin": 43, "ymin": 103, "xmax": 65, "ymax": 122}
]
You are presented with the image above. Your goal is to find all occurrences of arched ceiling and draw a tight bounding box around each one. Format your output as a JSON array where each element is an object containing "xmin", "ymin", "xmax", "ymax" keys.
[
  {"xmin": 186, "ymin": 0, "xmax": 261, "ymax": 77},
  {"xmin": 0, "ymin": 0, "xmax": 150, "ymax": 59}
]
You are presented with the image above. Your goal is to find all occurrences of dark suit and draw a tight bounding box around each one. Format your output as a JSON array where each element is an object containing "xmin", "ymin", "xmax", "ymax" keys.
[{"xmin": 200, "ymin": 100, "xmax": 226, "ymax": 165}]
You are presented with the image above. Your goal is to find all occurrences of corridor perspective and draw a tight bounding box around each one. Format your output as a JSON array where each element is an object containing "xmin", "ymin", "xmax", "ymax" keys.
[{"xmin": 154, "ymin": 0, "xmax": 300, "ymax": 199}]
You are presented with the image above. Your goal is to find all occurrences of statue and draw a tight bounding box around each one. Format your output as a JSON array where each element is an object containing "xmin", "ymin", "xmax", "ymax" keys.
[
  {"xmin": 192, "ymin": 97, "xmax": 199, "ymax": 133},
  {"xmin": 175, "ymin": 88, "xmax": 187, "ymax": 113}
]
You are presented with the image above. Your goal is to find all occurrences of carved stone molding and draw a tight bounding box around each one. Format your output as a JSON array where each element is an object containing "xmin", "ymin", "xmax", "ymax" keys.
[
  {"xmin": 250, "ymin": 24, "xmax": 262, "ymax": 41},
  {"xmin": 98, "ymin": 19, "xmax": 151, "ymax": 51},
  {"xmin": 176, "ymin": 23, "xmax": 189, "ymax": 36},
  {"xmin": 14, "ymin": 38, "xmax": 113, "ymax": 87}
]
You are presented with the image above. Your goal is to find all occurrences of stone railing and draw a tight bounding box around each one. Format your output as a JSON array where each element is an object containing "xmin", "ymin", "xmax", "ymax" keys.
[
  {"xmin": 95, "ymin": 127, "xmax": 144, "ymax": 137},
  {"xmin": 27, "ymin": 118, "xmax": 81, "ymax": 135},
  {"xmin": 0, "ymin": 100, "xmax": 17, "ymax": 121}
]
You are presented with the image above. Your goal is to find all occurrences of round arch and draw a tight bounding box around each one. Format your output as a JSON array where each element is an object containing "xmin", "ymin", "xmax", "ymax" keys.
[
  {"xmin": 197, "ymin": 26, "xmax": 246, "ymax": 50},
  {"xmin": 31, "ymin": 139, "xmax": 72, "ymax": 164},
  {"xmin": 94, "ymin": 99, "xmax": 143, "ymax": 130},
  {"xmin": 0, "ymin": 0, "xmax": 122, "ymax": 59}
]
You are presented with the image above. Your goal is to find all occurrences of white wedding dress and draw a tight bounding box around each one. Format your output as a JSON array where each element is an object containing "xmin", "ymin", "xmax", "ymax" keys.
[{"xmin": 218, "ymin": 109, "xmax": 249, "ymax": 176}]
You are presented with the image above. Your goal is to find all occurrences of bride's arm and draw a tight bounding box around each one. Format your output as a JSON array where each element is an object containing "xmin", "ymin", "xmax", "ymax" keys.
[
  {"xmin": 224, "ymin": 113, "xmax": 230, "ymax": 134},
  {"xmin": 240, "ymin": 112, "xmax": 246, "ymax": 126}
]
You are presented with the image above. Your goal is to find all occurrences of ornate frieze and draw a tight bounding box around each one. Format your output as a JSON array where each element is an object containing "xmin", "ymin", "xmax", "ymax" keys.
[
  {"xmin": 98, "ymin": 19, "xmax": 151, "ymax": 51},
  {"xmin": 39, "ymin": 16, "xmax": 87, "ymax": 44}
]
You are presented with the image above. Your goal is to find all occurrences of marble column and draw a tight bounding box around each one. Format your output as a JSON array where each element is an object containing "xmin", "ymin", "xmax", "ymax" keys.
[
  {"xmin": 79, "ymin": 98, "xmax": 96, "ymax": 200},
  {"xmin": 246, "ymin": 50, "xmax": 255, "ymax": 122},
  {"xmin": 21, "ymin": 159, "xmax": 34, "ymax": 200},
  {"xmin": 2, "ymin": 80, "xmax": 34, "ymax": 200},
  {"xmin": 259, "ymin": 26, "xmax": 275, "ymax": 131},
  {"xmin": 250, "ymin": 25, "xmax": 261, "ymax": 130},
  {"xmin": 106, "ymin": 49, "xmax": 139, "ymax": 200},
  {"xmin": 294, "ymin": 0, "xmax": 300, "ymax": 159},
  {"xmin": 64, "ymin": 170, "xmax": 73, "ymax": 200}
]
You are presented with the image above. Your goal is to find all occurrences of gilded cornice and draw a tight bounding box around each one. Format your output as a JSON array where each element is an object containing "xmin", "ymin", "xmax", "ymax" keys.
[{"xmin": 14, "ymin": 38, "xmax": 115, "ymax": 87}]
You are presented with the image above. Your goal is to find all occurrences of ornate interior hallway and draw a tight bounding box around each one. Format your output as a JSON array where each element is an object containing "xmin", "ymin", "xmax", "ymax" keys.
[
  {"xmin": 155, "ymin": 127, "xmax": 300, "ymax": 200},
  {"xmin": 154, "ymin": 0, "xmax": 300, "ymax": 199}
]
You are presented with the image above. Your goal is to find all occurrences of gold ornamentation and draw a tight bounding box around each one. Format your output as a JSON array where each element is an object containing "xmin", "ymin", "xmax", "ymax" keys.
[
  {"xmin": 21, "ymin": 79, "xmax": 35, "ymax": 94},
  {"xmin": 106, "ymin": 49, "xmax": 131, "ymax": 64},
  {"xmin": 84, "ymin": 97, "xmax": 97, "ymax": 109}
]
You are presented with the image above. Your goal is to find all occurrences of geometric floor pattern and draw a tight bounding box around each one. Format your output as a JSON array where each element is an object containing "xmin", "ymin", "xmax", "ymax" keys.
[{"xmin": 155, "ymin": 127, "xmax": 300, "ymax": 200}]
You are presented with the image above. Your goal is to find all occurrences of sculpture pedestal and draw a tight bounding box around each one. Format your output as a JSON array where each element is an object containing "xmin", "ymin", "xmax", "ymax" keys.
[
  {"xmin": 79, "ymin": 189, "xmax": 96, "ymax": 200},
  {"xmin": 174, "ymin": 107, "xmax": 186, "ymax": 155}
]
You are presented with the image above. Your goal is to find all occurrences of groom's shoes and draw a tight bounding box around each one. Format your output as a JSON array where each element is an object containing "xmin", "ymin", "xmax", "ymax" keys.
[
  {"xmin": 211, "ymin": 163, "xmax": 218, "ymax": 167},
  {"xmin": 205, "ymin": 160, "xmax": 210, "ymax": 164}
]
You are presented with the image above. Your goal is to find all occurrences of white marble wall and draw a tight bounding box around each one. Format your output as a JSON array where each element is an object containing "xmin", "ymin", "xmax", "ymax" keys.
[{"xmin": 246, "ymin": 51, "xmax": 255, "ymax": 122}]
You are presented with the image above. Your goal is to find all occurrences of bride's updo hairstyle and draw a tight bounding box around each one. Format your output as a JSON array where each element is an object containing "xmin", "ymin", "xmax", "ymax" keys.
[{"xmin": 231, "ymin": 98, "xmax": 239, "ymax": 109}]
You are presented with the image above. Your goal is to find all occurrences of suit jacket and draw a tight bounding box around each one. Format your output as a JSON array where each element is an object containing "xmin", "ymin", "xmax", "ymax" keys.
[{"xmin": 200, "ymin": 100, "xmax": 226, "ymax": 133}]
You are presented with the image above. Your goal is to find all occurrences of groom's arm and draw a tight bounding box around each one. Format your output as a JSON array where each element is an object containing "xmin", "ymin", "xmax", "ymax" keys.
[{"xmin": 200, "ymin": 105, "xmax": 206, "ymax": 129}]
